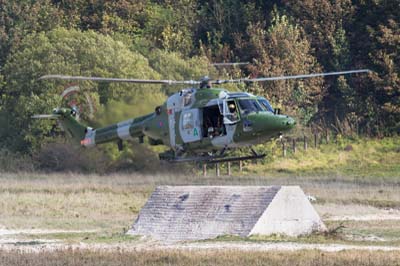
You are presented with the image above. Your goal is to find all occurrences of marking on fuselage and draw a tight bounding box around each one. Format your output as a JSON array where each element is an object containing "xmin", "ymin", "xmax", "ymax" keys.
[
  {"xmin": 243, "ymin": 119, "xmax": 253, "ymax": 132},
  {"xmin": 117, "ymin": 119, "xmax": 134, "ymax": 140},
  {"xmin": 167, "ymin": 95, "xmax": 181, "ymax": 149},
  {"xmin": 82, "ymin": 128, "xmax": 96, "ymax": 147}
]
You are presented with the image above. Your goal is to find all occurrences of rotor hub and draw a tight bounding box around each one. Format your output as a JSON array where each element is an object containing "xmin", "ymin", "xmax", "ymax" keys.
[{"xmin": 199, "ymin": 76, "xmax": 212, "ymax": 89}]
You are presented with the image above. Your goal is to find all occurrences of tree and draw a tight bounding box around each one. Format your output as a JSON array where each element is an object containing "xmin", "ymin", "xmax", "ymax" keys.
[
  {"xmin": 364, "ymin": 19, "xmax": 400, "ymax": 134},
  {"xmin": 146, "ymin": 49, "xmax": 212, "ymax": 94},
  {"xmin": 246, "ymin": 10, "xmax": 324, "ymax": 125},
  {"xmin": 0, "ymin": 1, "xmax": 64, "ymax": 66},
  {"xmin": 281, "ymin": 0, "xmax": 362, "ymax": 132},
  {"xmin": 140, "ymin": 1, "xmax": 197, "ymax": 56},
  {"xmin": 52, "ymin": 0, "xmax": 149, "ymax": 35},
  {"xmin": 282, "ymin": 0, "xmax": 354, "ymax": 68},
  {"xmin": 196, "ymin": 0, "xmax": 268, "ymax": 61},
  {"xmin": 2, "ymin": 28, "xmax": 160, "ymax": 152},
  {"xmin": 349, "ymin": 0, "xmax": 400, "ymax": 135}
]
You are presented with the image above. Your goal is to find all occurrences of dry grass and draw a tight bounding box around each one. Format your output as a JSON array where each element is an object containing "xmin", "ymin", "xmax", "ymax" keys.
[
  {"xmin": 0, "ymin": 138, "xmax": 399, "ymax": 264},
  {"xmin": 1, "ymin": 172, "xmax": 400, "ymax": 245},
  {"xmin": 303, "ymin": 182, "xmax": 400, "ymax": 208},
  {"xmin": 1, "ymin": 172, "xmax": 399, "ymax": 227},
  {"xmin": 325, "ymin": 219, "xmax": 400, "ymax": 243},
  {"xmin": 0, "ymin": 173, "xmax": 153, "ymax": 230},
  {"xmin": 1, "ymin": 249, "xmax": 400, "ymax": 266}
]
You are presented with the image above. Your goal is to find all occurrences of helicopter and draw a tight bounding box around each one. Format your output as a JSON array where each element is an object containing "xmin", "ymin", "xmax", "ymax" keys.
[{"xmin": 34, "ymin": 69, "xmax": 369, "ymax": 163}]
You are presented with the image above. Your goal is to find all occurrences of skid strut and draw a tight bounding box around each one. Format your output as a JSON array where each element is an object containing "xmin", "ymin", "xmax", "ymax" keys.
[{"xmin": 165, "ymin": 149, "xmax": 265, "ymax": 164}]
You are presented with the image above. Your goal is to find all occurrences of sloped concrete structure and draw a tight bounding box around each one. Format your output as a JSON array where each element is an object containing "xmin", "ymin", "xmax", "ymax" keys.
[{"xmin": 128, "ymin": 186, "xmax": 326, "ymax": 241}]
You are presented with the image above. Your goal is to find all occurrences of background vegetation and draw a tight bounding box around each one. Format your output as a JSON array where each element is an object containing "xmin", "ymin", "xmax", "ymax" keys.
[{"xmin": 0, "ymin": 0, "xmax": 398, "ymax": 172}]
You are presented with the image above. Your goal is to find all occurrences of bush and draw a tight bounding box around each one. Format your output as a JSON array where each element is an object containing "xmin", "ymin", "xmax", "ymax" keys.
[
  {"xmin": 33, "ymin": 141, "xmax": 108, "ymax": 173},
  {"xmin": 0, "ymin": 149, "xmax": 35, "ymax": 172}
]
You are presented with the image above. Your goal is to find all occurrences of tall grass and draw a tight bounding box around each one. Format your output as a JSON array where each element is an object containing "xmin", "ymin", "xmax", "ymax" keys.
[
  {"xmin": 1, "ymin": 250, "xmax": 400, "ymax": 266},
  {"xmin": 246, "ymin": 137, "xmax": 400, "ymax": 178}
]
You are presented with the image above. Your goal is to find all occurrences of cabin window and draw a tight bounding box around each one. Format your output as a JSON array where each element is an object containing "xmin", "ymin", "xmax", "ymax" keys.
[
  {"xmin": 182, "ymin": 112, "xmax": 194, "ymax": 129},
  {"xmin": 155, "ymin": 106, "xmax": 162, "ymax": 115}
]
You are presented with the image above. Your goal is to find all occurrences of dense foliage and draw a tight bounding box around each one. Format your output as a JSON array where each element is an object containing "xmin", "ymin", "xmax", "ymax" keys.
[{"xmin": 0, "ymin": 0, "xmax": 398, "ymax": 171}]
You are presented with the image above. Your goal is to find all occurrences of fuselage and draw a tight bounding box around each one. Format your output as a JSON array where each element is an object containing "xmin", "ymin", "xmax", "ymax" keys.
[{"xmin": 79, "ymin": 87, "xmax": 296, "ymax": 155}]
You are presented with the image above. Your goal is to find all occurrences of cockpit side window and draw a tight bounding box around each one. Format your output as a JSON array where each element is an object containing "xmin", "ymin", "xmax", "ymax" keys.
[
  {"xmin": 258, "ymin": 98, "xmax": 274, "ymax": 113},
  {"xmin": 180, "ymin": 89, "xmax": 193, "ymax": 107},
  {"xmin": 238, "ymin": 99, "xmax": 263, "ymax": 115},
  {"xmin": 183, "ymin": 92, "xmax": 192, "ymax": 106}
]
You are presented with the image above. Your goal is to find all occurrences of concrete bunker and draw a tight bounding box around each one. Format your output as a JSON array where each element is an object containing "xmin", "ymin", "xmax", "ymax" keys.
[{"xmin": 128, "ymin": 186, "xmax": 326, "ymax": 241}]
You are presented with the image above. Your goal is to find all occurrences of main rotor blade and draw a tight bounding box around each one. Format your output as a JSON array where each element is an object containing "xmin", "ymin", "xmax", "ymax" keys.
[
  {"xmin": 39, "ymin": 69, "xmax": 370, "ymax": 86},
  {"xmin": 211, "ymin": 62, "xmax": 250, "ymax": 67},
  {"xmin": 212, "ymin": 69, "xmax": 371, "ymax": 84},
  {"xmin": 39, "ymin": 75, "xmax": 200, "ymax": 85},
  {"xmin": 32, "ymin": 114, "xmax": 61, "ymax": 119}
]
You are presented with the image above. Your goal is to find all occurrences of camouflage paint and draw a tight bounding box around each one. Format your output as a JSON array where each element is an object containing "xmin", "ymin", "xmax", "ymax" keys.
[{"xmin": 56, "ymin": 87, "xmax": 295, "ymax": 155}]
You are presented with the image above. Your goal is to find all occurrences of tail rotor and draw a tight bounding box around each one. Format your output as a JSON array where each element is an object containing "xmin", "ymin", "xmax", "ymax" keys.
[
  {"xmin": 32, "ymin": 84, "xmax": 95, "ymax": 141},
  {"xmin": 60, "ymin": 84, "xmax": 95, "ymax": 121},
  {"xmin": 32, "ymin": 84, "xmax": 95, "ymax": 121}
]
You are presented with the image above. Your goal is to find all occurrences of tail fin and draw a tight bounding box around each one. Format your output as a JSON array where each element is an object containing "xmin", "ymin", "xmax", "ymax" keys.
[{"xmin": 33, "ymin": 108, "xmax": 88, "ymax": 143}]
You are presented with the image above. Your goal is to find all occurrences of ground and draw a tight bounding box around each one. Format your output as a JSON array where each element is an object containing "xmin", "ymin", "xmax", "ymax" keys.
[
  {"xmin": 0, "ymin": 138, "xmax": 399, "ymax": 265},
  {"xmin": 1, "ymin": 170, "xmax": 400, "ymax": 265}
]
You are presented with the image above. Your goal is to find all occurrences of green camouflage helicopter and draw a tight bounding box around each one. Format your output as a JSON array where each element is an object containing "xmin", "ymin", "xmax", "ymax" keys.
[{"xmin": 35, "ymin": 69, "xmax": 369, "ymax": 163}]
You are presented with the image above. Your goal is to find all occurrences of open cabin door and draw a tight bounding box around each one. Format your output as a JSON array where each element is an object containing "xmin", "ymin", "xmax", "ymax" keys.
[
  {"xmin": 179, "ymin": 108, "xmax": 202, "ymax": 143},
  {"xmin": 219, "ymin": 99, "xmax": 240, "ymax": 125}
]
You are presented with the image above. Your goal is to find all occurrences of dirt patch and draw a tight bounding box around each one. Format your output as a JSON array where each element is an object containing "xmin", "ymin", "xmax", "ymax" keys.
[
  {"xmin": 0, "ymin": 229, "xmax": 98, "ymax": 236},
  {"xmin": 327, "ymin": 214, "xmax": 400, "ymax": 221},
  {"xmin": 315, "ymin": 204, "xmax": 400, "ymax": 221}
]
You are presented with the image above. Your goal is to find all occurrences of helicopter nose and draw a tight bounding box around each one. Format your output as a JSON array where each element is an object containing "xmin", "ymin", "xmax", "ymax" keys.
[
  {"xmin": 285, "ymin": 117, "xmax": 296, "ymax": 129},
  {"xmin": 246, "ymin": 113, "xmax": 296, "ymax": 135},
  {"xmin": 276, "ymin": 115, "xmax": 296, "ymax": 132}
]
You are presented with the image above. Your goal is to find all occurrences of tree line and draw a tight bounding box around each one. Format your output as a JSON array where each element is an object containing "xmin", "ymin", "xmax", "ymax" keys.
[{"xmin": 0, "ymin": 0, "xmax": 398, "ymax": 171}]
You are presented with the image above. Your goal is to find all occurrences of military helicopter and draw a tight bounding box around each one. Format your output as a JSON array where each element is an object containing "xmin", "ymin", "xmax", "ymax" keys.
[{"xmin": 35, "ymin": 69, "xmax": 369, "ymax": 163}]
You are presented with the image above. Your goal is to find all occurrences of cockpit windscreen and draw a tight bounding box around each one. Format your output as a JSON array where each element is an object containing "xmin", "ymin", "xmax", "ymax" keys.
[
  {"xmin": 238, "ymin": 99, "xmax": 264, "ymax": 115},
  {"xmin": 258, "ymin": 97, "xmax": 274, "ymax": 113}
]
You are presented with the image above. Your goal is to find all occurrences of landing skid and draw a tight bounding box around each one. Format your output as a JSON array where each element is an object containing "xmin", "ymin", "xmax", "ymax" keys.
[{"xmin": 164, "ymin": 149, "xmax": 266, "ymax": 164}]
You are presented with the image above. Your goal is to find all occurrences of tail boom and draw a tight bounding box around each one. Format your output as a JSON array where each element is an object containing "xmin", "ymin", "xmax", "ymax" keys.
[
  {"xmin": 80, "ymin": 113, "xmax": 155, "ymax": 148},
  {"xmin": 34, "ymin": 107, "xmax": 155, "ymax": 148}
]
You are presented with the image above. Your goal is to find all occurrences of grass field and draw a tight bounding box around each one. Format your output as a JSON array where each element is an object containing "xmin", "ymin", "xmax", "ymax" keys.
[
  {"xmin": 242, "ymin": 137, "xmax": 400, "ymax": 178},
  {"xmin": 0, "ymin": 137, "xmax": 399, "ymax": 265},
  {"xmin": 2, "ymin": 249, "xmax": 400, "ymax": 266},
  {"xmin": 1, "ymin": 172, "xmax": 400, "ymax": 244}
]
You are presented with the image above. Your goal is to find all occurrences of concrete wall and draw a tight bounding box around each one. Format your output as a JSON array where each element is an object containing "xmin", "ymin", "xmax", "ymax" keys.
[{"xmin": 249, "ymin": 186, "xmax": 326, "ymax": 236}]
